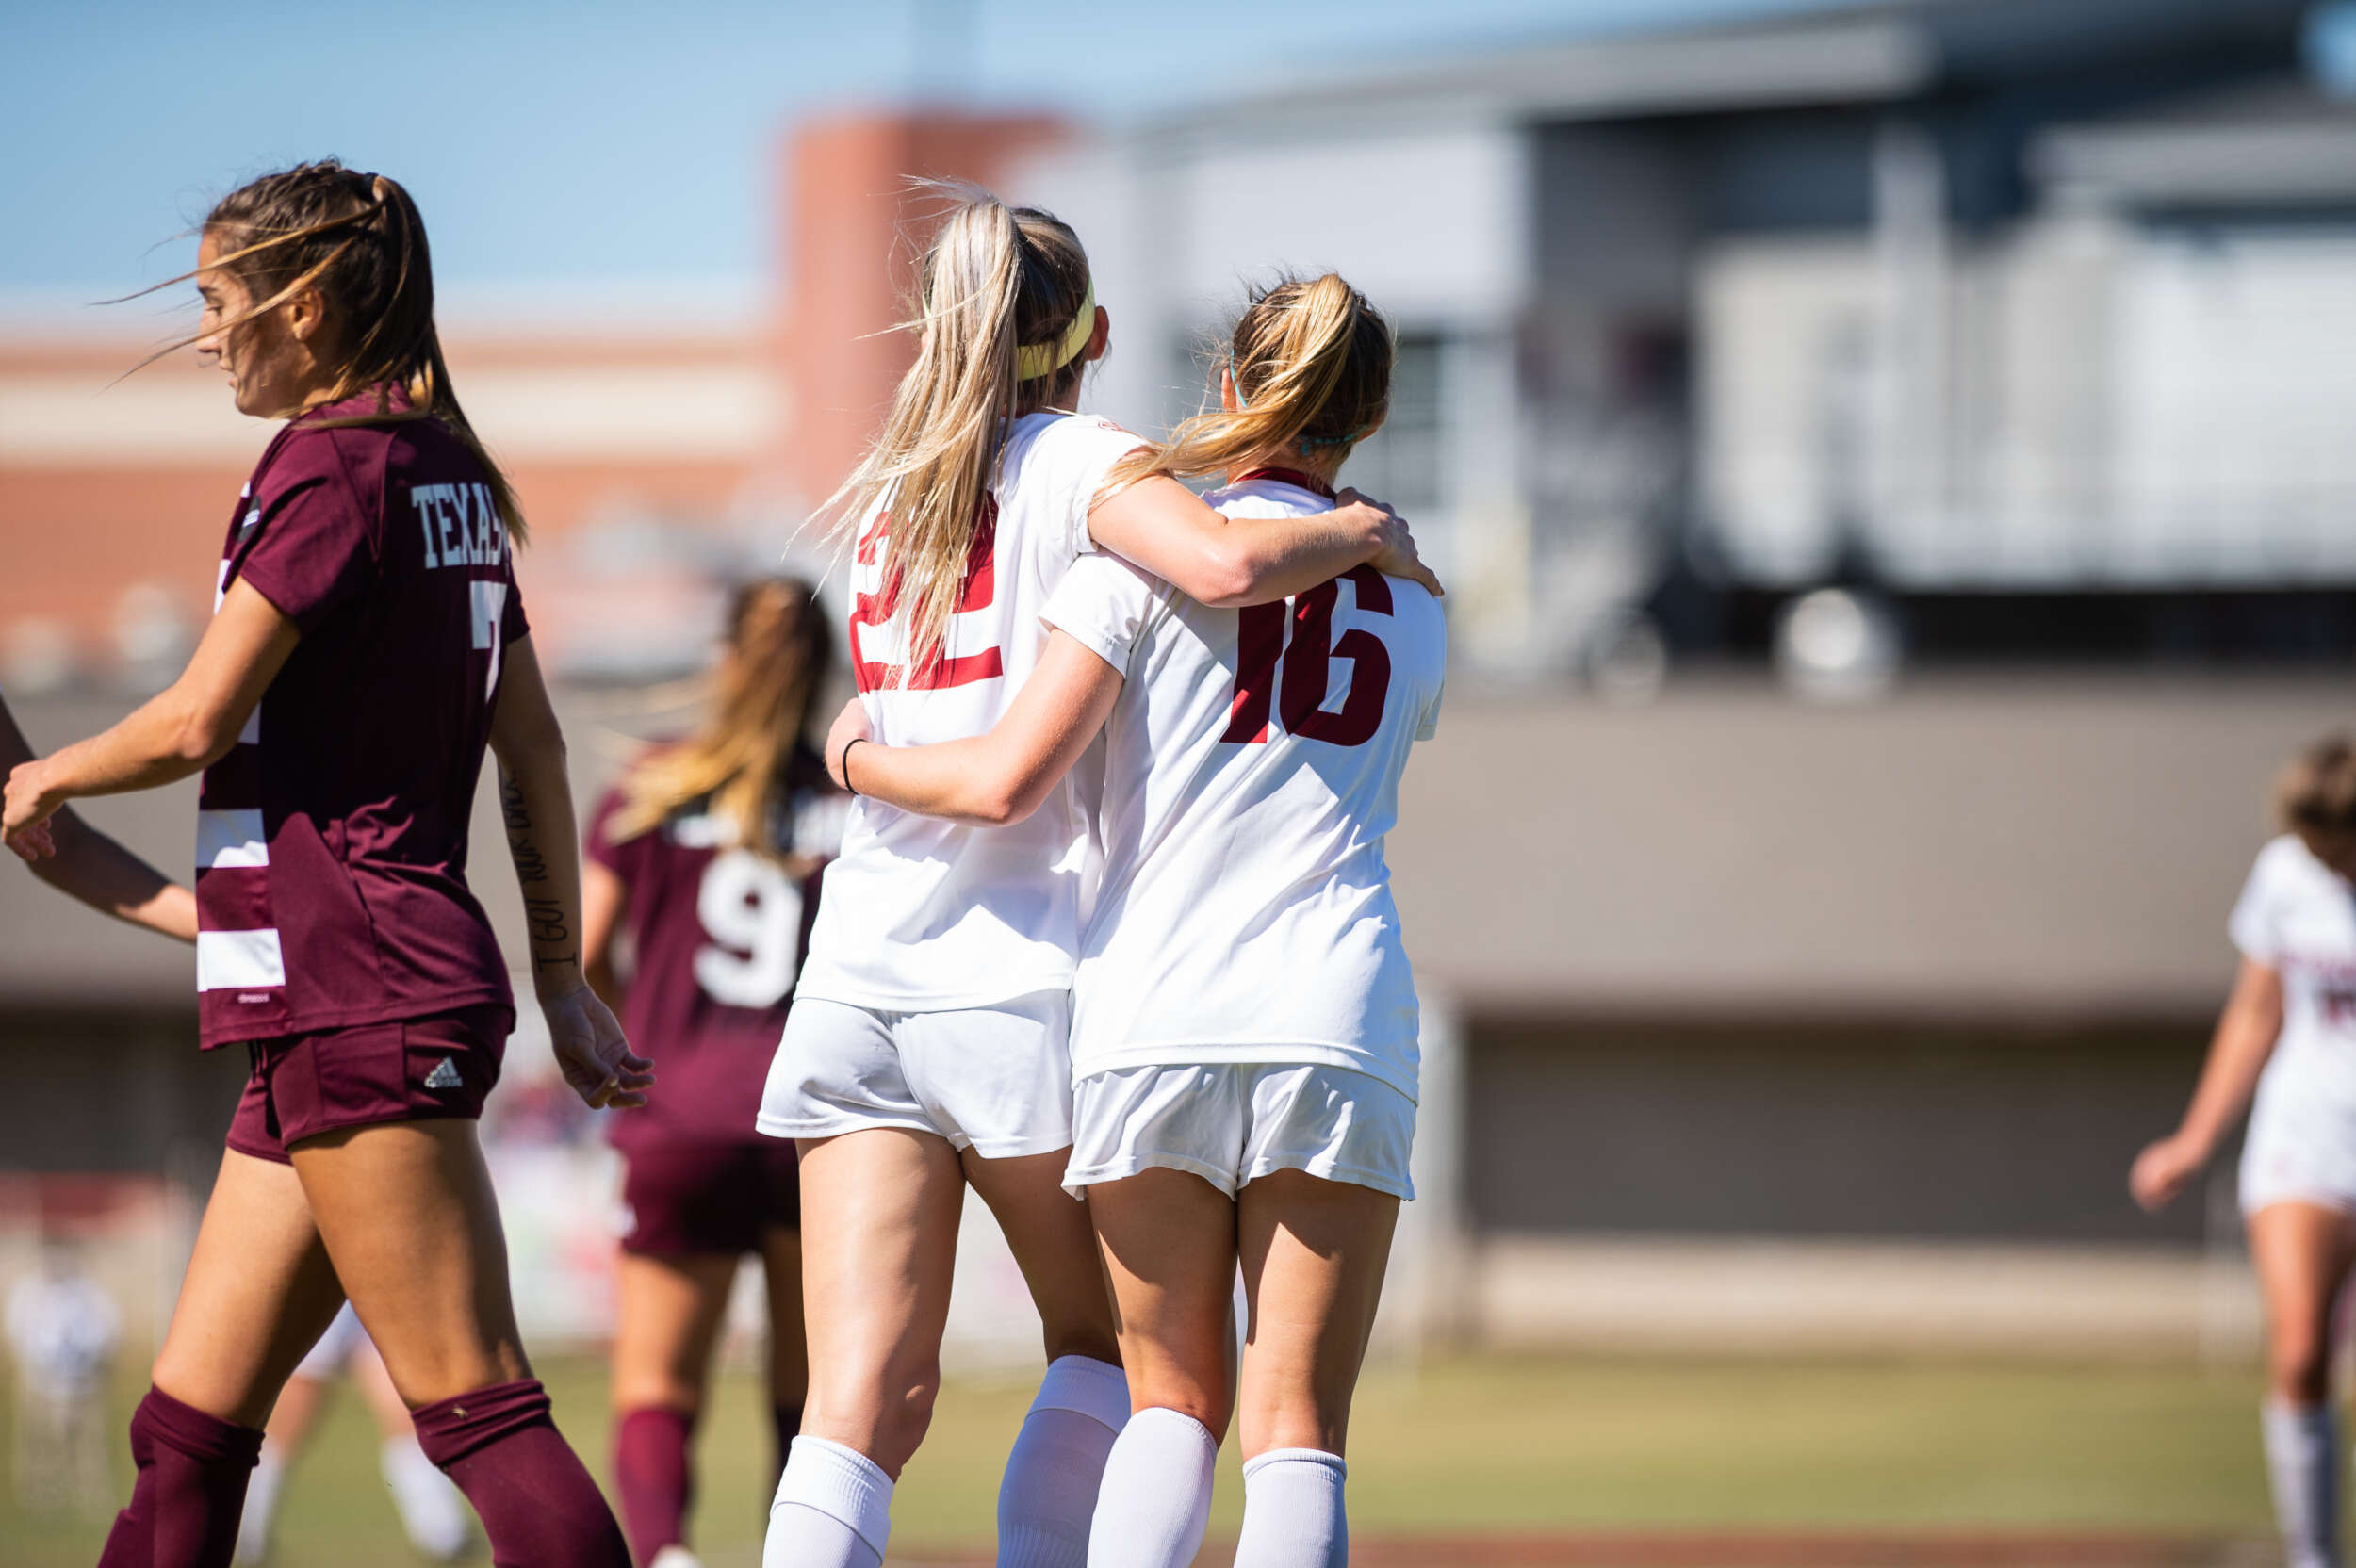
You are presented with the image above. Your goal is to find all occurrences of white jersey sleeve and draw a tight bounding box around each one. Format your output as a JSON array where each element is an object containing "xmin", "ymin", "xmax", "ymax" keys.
[
  {"xmin": 1040, "ymin": 550, "xmax": 1168, "ymax": 675},
  {"xmin": 795, "ymin": 412, "xmax": 1149, "ymax": 1011},
  {"xmin": 2231, "ymin": 838, "xmax": 2297, "ymax": 963}
]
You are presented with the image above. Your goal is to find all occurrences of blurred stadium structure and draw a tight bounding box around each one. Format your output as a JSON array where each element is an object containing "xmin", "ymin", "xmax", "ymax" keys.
[{"xmin": 8, "ymin": 0, "xmax": 2356, "ymax": 1372}]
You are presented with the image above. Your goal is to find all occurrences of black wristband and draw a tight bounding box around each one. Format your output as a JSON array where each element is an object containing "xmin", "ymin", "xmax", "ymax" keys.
[{"xmin": 840, "ymin": 736, "xmax": 867, "ymax": 797}]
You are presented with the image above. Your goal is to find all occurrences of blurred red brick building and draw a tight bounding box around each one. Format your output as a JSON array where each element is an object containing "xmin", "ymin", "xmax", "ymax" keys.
[{"xmin": 0, "ymin": 110, "xmax": 1064, "ymax": 686}]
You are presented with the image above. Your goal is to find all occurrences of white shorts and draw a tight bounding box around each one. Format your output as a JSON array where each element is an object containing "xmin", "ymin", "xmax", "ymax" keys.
[
  {"xmin": 2240, "ymin": 1089, "xmax": 2356, "ymax": 1216},
  {"xmin": 757, "ymin": 989, "xmax": 1074, "ymax": 1159},
  {"xmin": 293, "ymin": 1301, "xmax": 368, "ymax": 1381},
  {"xmin": 1064, "ymin": 1062, "xmax": 1416, "ymax": 1201}
]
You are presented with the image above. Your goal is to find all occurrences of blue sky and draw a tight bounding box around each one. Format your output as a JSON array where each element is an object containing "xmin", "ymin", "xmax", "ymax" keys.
[{"xmin": 4, "ymin": 0, "xmax": 1849, "ymax": 301}]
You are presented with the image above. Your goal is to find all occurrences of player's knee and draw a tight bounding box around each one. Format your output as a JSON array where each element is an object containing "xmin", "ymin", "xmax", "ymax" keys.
[
  {"xmin": 2271, "ymin": 1331, "xmax": 2332, "ymax": 1403},
  {"xmin": 1039, "ymin": 1319, "xmax": 1121, "ymax": 1368},
  {"xmin": 611, "ymin": 1375, "xmax": 701, "ymax": 1419},
  {"xmin": 806, "ymin": 1359, "xmax": 940, "ymax": 1477},
  {"xmin": 1122, "ymin": 1364, "xmax": 1228, "ymax": 1436}
]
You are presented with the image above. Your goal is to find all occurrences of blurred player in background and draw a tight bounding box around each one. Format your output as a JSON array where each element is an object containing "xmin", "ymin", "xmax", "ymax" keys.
[
  {"xmin": 756, "ymin": 188, "xmax": 1432, "ymax": 1568},
  {"xmin": 235, "ymin": 1303, "xmax": 471, "ymax": 1565},
  {"xmin": 581, "ymin": 579, "xmax": 841, "ymax": 1568},
  {"xmin": 2, "ymin": 694, "xmax": 196, "ymax": 940},
  {"xmin": 829, "ymin": 272, "xmax": 1440, "ymax": 1568},
  {"xmin": 2134, "ymin": 734, "xmax": 2356, "ymax": 1568},
  {"xmin": 1, "ymin": 160, "xmax": 646, "ymax": 1568},
  {"xmin": 6, "ymin": 1238, "xmax": 122, "ymax": 1514}
]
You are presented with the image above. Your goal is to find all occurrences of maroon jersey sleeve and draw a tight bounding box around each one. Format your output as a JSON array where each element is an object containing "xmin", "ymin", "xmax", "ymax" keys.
[{"xmin": 231, "ymin": 434, "xmax": 377, "ymax": 634}]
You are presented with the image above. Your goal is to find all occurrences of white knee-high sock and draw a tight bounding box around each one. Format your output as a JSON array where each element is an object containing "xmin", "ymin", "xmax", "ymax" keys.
[
  {"xmin": 998, "ymin": 1356, "xmax": 1130, "ymax": 1568},
  {"xmin": 234, "ymin": 1446, "xmax": 286, "ymax": 1565},
  {"xmin": 1085, "ymin": 1406, "xmax": 1218, "ymax": 1568},
  {"xmin": 382, "ymin": 1435, "xmax": 472, "ymax": 1560},
  {"xmin": 765, "ymin": 1436, "xmax": 892, "ymax": 1568},
  {"xmin": 1233, "ymin": 1448, "xmax": 1347, "ymax": 1568},
  {"xmin": 2264, "ymin": 1400, "xmax": 2341, "ymax": 1568}
]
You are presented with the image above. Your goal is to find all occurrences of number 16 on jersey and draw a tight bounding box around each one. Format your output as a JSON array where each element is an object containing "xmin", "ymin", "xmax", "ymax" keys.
[{"xmin": 1221, "ymin": 565, "xmax": 1395, "ymax": 749}]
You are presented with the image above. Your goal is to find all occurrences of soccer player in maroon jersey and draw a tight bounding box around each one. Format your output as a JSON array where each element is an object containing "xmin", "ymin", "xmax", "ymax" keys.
[
  {"xmin": 2, "ymin": 162, "xmax": 646, "ymax": 1568},
  {"xmin": 581, "ymin": 578, "xmax": 841, "ymax": 1568}
]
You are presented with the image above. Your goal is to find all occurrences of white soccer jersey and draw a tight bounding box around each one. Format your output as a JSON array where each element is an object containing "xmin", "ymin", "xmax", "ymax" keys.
[
  {"xmin": 796, "ymin": 411, "xmax": 1145, "ymax": 1011},
  {"xmin": 2235, "ymin": 835, "xmax": 2356, "ymax": 1115},
  {"xmin": 1040, "ymin": 472, "xmax": 1446, "ymax": 1100}
]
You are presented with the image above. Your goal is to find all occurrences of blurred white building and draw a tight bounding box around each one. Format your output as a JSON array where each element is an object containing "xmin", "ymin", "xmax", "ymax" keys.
[{"xmin": 1013, "ymin": 0, "xmax": 2350, "ymax": 677}]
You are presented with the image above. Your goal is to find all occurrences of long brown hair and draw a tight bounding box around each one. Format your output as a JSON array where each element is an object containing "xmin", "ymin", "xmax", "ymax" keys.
[
  {"xmin": 608, "ymin": 579, "xmax": 834, "ymax": 858},
  {"xmin": 2278, "ymin": 734, "xmax": 2356, "ymax": 853},
  {"xmin": 1110, "ymin": 272, "xmax": 1391, "ymax": 493},
  {"xmin": 822, "ymin": 184, "xmax": 1094, "ymax": 678},
  {"xmin": 161, "ymin": 160, "xmax": 526, "ymax": 541}
]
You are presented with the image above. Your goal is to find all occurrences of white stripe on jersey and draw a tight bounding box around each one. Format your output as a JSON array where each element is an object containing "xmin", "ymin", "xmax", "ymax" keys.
[
  {"xmin": 195, "ymin": 808, "xmax": 268, "ymax": 870},
  {"xmin": 196, "ymin": 928, "xmax": 286, "ymax": 991}
]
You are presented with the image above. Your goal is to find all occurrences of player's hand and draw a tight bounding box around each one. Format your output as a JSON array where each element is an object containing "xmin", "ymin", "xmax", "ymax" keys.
[
  {"xmin": 826, "ymin": 699, "xmax": 872, "ymax": 791},
  {"xmin": 2130, "ymin": 1133, "xmax": 2205, "ymax": 1212},
  {"xmin": 1337, "ymin": 489, "xmax": 1444, "ymax": 598},
  {"xmin": 3, "ymin": 760, "xmax": 62, "ymax": 861},
  {"xmin": 541, "ymin": 981, "xmax": 654, "ymax": 1110}
]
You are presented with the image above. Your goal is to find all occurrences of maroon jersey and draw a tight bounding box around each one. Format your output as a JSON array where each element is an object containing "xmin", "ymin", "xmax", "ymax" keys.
[
  {"xmin": 195, "ymin": 391, "xmax": 526, "ymax": 1048},
  {"xmin": 588, "ymin": 759, "xmax": 843, "ymax": 1150}
]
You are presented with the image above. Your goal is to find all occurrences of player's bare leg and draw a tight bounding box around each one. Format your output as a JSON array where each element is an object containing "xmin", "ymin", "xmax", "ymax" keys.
[
  {"xmin": 290, "ymin": 1121, "xmax": 526, "ymax": 1398},
  {"xmin": 761, "ymin": 1224, "xmax": 810, "ymax": 1496},
  {"xmin": 2249, "ymin": 1200, "xmax": 2356, "ymax": 1568},
  {"xmin": 1227, "ymin": 1168, "xmax": 1399, "ymax": 1568},
  {"xmin": 1234, "ymin": 1169, "xmax": 1397, "ymax": 1457},
  {"xmin": 291, "ymin": 1118, "xmax": 628, "ymax": 1566},
  {"xmin": 964, "ymin": 1148, "xmax": 1130, "ymax": 1567},
  {"xmin": 792, "ymin": 1128, "xmax": 963, "ymax": 1472},
  {"xmin": 1082, "ymin": 1168, "xmax": 1239, "ymax": 1568},
  {"xmin": 612, "ymin": 1250, "xmax": 737, "ymax": 1566},
  {"xmin": 108, "ymin": 1147, "xmax": 346, "ymax": 1567},
  {"xmin": 770, "ymin": 1128, "xmax": 963, "ymax": 1568},
  {"xmin": 347, "ymin": 1342, "xmax": 472, "ymax": 1562},
  {"xmin": 1087, "ymin": 1168, "xmax": 1235, "ymax": 1429},
  {"xmin": 152, "ymin": 1152, "xmax": 348, "ymax": 1426}
]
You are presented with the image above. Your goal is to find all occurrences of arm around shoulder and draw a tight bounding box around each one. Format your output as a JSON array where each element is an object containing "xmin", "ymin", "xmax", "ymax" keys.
[{"xmin": 835, "ymin": 632, "xmax": 1125, "ymax": 826}]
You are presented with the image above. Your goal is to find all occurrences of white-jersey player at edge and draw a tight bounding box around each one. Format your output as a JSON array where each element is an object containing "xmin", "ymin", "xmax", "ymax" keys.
[
  {"xmin": 2133, "ymin": 735, "xmax": 2356, "ymax": 1568},
  {"xmin": 753, "ymin": 188, "xmax": 1437, "ymax": 1568},
  {"xmin": 825, "ymin": 271, "xmax": 1443, "ymax": 1568}
]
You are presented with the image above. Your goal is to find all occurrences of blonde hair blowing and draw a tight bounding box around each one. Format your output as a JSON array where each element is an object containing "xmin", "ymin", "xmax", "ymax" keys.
[
  {"xmin": 609, "ymin": 579, "xmax": 833, "ymax": 861},
  {"xmin": 1109, "ymin": 272, "xmax": 1392, "ymax": 494},
  {"xmin": 822, "ymin": 183, "xmax": 1093, "ymax": 679}
]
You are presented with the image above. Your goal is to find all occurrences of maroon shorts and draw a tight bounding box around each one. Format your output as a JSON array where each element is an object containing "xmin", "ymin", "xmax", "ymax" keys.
[
  {"xmin": 618, "ymin": 1141, "xmax": 800, "ymax": 1257},
  {"xmin": 225, "ymin": 1005, "xmax": 511, "ymax": 1165}
]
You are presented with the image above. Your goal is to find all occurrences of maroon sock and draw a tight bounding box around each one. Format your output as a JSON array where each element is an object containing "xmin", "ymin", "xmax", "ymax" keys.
[
  {"xmin": 769, "ymin": 1403, "xmax": 803, "ymax": 1502},
  {"xmin": 98, "ymin": 1386, "xmax": 264, "ymax": 1568},
  {"xmin": 613, "ymin": 1406, "xmax": 695, "ymax": 1565},
  {"xmin": 411, "ymin": 1379, "xmax": 630, "ymax": 1568}
]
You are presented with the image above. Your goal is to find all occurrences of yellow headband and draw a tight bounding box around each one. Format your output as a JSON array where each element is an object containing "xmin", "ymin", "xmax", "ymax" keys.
[{"xmin": 1016, "ymin": 282, "xmax": 1097, "ymax": 382}]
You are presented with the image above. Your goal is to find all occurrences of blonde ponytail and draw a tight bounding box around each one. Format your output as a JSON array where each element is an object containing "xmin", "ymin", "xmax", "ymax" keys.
[
  {"xmin": 1108, "ymin": 272, "xmax": 1391, "ymax": 495},
  {"xmin": 821, "ymin": 184, "xmax": 1095, "ymax": 679}
]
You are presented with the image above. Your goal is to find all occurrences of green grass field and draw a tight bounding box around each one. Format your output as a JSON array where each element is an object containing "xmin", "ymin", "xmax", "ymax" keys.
[{"xmin": 0, "ymin": 1352, "xmax": 2284, "ymax": 1565}]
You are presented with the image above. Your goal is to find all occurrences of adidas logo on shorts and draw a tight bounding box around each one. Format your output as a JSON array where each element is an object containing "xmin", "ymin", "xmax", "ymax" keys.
[{"xmin": 422, "ymin": 1056, "xmax": 464, "ymax": 1090}]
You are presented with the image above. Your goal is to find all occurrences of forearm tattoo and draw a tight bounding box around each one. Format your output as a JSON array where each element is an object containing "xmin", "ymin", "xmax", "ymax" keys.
[{"xmin": 499, "ymin": 770, "xmax": 574, "ymax": 969}]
